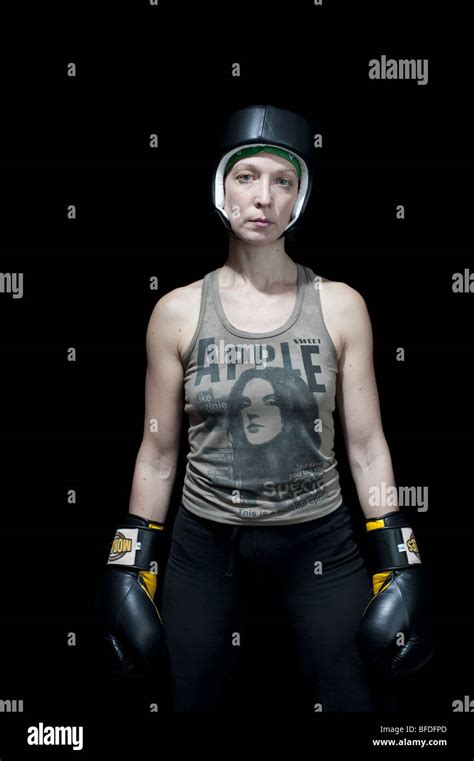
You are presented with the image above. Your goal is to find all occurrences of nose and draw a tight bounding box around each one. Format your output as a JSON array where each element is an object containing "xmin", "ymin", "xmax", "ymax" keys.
[{"xmin": 254, "ymin": 177, "xmax": 272, "ymax": 207}]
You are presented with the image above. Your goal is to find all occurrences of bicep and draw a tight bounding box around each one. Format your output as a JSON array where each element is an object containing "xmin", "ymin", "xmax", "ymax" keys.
[
  {"xmin": 139, "ymin": 295, "xmax": 184, "ymax": 467},
  {"xmin": 335, "ymin": 289, "xmax": 386, "ymax": 466}
]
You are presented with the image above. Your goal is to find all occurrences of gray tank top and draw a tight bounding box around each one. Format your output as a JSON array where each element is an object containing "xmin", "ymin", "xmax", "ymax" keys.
[{"xmin": 180, "ymin": 263, "xmax": 343, "ymax": 525}]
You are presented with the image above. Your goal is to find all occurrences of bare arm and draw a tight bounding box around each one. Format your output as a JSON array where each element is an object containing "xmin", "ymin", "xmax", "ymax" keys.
[
  {"xmin": 128, "ymin": 291, "xmax": 185, "ymax": 524},
  {"xmin": 335, "ymin": 285, "xmax": 398, "ymax": 519}
]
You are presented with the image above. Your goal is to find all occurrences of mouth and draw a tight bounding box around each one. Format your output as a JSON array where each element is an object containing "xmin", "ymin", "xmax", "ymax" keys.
[{"xmin": 249, "ymin": 218, "xmax": 272, "ymax": 226}]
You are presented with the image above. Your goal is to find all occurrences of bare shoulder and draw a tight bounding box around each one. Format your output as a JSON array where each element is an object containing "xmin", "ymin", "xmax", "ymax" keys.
[
  {"xmin": 317, "ymin": 278, "xmax": 369, "ymax": 359},
  {"xmin": 147, "ymin": 277, "xmax": 205, "ymax": 361},
  {"xmin": 319, "ymin": 278, "xmax": 368, "ymax": 321},
  {"xmin": 154, "ymin": 277, "xmax": 204, "ymax": 316},
  {"xmin": 319, "ymin": 277, "xmax": 365, "ymax": 306}
]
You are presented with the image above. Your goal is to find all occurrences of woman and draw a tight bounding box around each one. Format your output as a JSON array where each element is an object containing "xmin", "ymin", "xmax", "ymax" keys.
[
  {"xmin": 227, "ymin": 366, "xmax": 325, "ymax": 508},
  {"xmin": 101, "ymin": 105, "xmax": 433, "ymax": 712}
]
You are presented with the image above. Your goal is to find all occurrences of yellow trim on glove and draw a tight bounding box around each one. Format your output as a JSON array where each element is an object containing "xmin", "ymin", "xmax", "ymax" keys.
[
  {"xmin": 138, "ymin": 570, "xmax": 163, "ymax": 623},
  {"xmin": 366, "ymin": 518, "xmax": 386, "ymax": 531},
  {"xmin": 365, "ymin": 517, "xmax": 397, "ymax": 594},
  {"xmin": 372, "ymin": 570, "xmax": 392, "ymax": 596},
  {"xmin": 139, "ymin": 570, "xmax": 158, "ymax": 602},
  {"xmin": 137, "ymin": 521, "xmax": 163, "ymax": 619}
]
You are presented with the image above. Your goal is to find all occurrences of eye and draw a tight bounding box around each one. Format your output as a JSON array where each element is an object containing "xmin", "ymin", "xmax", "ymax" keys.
[
  {"xmin": 235, "ymin": 174, "xmax": 293, "ymax": 187},
  {"xmin": 264, "ymin": 395, "xmax": 278, "ymax": 406}
]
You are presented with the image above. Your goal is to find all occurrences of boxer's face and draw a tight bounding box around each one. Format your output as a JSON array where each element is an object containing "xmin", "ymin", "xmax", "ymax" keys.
[{"xmin": 223, "ymin": 152, "xmax": 299, "ymax": 243}]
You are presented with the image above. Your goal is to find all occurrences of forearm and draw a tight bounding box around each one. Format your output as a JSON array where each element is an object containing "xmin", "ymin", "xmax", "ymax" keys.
[
  {"xmin": 349, "ymin": 442, "xmax": 399, "ymax": 520},
  {"xmin": 128, "ymin": 457, "xmax": 177, "ymax": 524}
]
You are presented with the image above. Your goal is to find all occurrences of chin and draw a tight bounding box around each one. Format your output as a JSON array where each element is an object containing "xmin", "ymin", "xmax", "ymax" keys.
[{"xmin": 231, "ymin": 225, "xmax": 282, "ymax": 243}]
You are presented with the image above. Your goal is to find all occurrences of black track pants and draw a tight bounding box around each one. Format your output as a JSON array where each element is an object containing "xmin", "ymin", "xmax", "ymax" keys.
[{"xmin": 160, "ymin": 501, "xmax": 375, "ymax": 712}]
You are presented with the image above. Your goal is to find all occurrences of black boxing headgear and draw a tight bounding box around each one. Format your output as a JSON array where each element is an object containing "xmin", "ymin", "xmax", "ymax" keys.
[{"xmin": 212, "ymin": 105, "xmax": 314, "ymax": 240}]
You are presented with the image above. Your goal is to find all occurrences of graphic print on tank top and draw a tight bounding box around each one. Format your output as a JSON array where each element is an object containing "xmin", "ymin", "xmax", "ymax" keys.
[{"xmin": 181, "ymin": 263, "xmax": 343, "ymax": 525}]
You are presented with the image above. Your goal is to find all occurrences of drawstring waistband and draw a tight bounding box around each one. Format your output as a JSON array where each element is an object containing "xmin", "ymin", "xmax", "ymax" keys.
[{"xmin": 224, "ymin": 526, "xmax": 241, "ymax": 577}]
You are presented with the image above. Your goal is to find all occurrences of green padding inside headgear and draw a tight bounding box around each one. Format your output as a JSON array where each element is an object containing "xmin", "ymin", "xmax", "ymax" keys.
[{"xmin": 224, "ymin": 145, "xmax": 301, "ymax": 178}]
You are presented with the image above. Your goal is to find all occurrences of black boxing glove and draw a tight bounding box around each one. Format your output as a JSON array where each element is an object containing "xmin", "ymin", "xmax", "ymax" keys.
[
  {"xmin": 99, "ymin": 513, "xmax": 167, "ymax": 677},
  {"xmin": 357, "ymin": 511, "xmax": 435, "ymax": 677}
]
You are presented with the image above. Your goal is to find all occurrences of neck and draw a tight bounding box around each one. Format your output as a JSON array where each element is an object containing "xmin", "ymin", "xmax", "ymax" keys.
[{"xmin": 221, "ymin": 235, "xmax": 296, "ymax": 288}]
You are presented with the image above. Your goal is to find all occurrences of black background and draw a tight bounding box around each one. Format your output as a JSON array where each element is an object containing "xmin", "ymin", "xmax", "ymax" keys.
[{"xmin": 0, "ymin": 0, "xmax": 473, "ymax": 756}]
